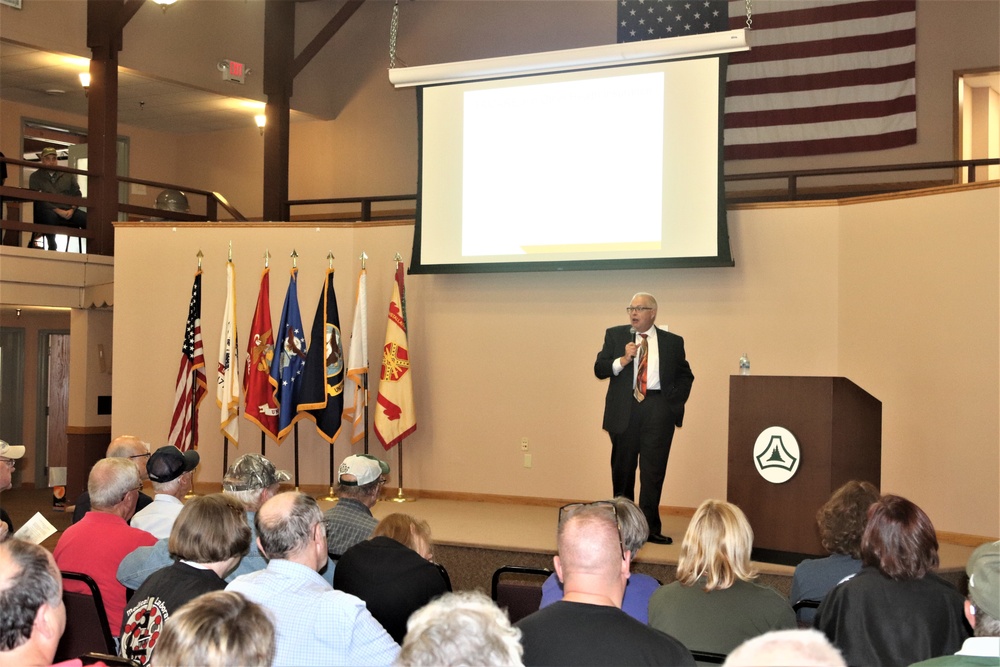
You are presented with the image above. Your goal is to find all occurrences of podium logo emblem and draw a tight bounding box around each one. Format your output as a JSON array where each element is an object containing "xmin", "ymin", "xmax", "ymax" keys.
[{"xmin": 753, "ymin": 426, "xmax": 800, "ymax": 484}]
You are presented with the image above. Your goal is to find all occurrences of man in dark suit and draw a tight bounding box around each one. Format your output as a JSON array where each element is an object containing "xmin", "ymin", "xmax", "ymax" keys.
[{"xmin": 594, "ymin": 293, "xmax": 694, "ymax": 544}]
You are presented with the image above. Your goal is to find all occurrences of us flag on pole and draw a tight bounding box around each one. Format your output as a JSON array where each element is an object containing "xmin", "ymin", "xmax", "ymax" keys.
[
  {"xmin": 168, "ymin": 271, "xmax": 208, "ymax": 452},
  {"xmin": 723, "ymin": 0, "xmax": 916, "ymax": 159}
]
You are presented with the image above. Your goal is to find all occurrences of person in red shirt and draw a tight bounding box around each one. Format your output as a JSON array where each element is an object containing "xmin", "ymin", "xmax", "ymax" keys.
[{"xmin": 54, "ymin": 458, "xmax": 157, "ymax": 639}]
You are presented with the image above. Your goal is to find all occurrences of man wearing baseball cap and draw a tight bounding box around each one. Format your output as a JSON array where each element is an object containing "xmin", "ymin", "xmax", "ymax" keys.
[
  {"xmin": 118, "ymin": 453, "xmax": 336, "ymax": 589},
  {"xmin": 913, "ymin": 540, "xmax": 1000, "ymax": 666},
  {"xmin": 130, "ymin": 446, "xmax": 199, "ymax": 539},
  {"xmin": 0, "ymin": 440, "xmax": 26, "ymax": 541},
  {"xmin": 323, "ymin": 454, "xmax": 390, "ymax": 558}
]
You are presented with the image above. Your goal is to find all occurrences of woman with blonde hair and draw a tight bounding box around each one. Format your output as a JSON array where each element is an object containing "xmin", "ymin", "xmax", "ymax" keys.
[
  {"xmin": 152, "ymin": 590, "xmax": 274, "ymax": 667},
  {"xmin": 647, "ymin": 499, "xmax": 795, "ymax": 655},
  {"xmin": 334, "ymin": 513, "xmax": 450, "ymax": 643}
]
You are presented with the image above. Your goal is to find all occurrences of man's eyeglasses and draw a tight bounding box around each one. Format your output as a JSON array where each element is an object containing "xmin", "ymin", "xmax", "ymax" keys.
[
  {"xmin": 625, "ymin": 306, "xmax": 653, "ymax": 313},
  {"xmin": 119, "ymin": 483, "xmax": 144, "ymax": 503},
  {"xmin": 558, "ymin": 501, "xmax": 626, "ymax": 560},
  {"xmin": 0, "ymin": 458, "xmax": 15, "ymax": 470},
  {"xmin": 128, "ymin": 452, "xmax": 151, "ymax": 461}
]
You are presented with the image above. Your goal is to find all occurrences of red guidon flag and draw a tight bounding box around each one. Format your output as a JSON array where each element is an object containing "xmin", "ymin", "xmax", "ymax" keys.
[
  {"xmin": 244, "ymin": 267, "xmax": 280, "ymax": 442},
  {"xmin": 374, "ymin": 262, "xmax": 416, "ymax": 450}
]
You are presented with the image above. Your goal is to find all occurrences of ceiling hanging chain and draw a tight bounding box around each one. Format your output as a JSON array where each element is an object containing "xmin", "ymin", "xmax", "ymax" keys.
[
  {"xmin": 744, "ymin": 0, "xmax": 753, "ymax": 30},
  {"xmin": 389, "ymin": 0, "xmax": 400, "ymax": 69}
]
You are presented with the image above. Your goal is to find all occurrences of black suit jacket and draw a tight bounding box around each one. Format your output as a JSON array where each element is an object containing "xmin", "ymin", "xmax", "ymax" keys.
[{"xmin": 594, "ymin": 324, "xmax": 694, "ymax": 435}]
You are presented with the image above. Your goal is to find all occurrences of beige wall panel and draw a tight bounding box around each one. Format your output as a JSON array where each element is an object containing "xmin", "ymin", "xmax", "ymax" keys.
[{"xmin": 838, "ymin": 186, "xmax": 1000, "ymax": 537}]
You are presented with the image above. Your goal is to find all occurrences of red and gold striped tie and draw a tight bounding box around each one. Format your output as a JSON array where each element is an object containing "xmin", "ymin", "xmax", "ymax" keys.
[{"xmin": 634, "ymin": 333, "xmax": 648, "ymax": 402}]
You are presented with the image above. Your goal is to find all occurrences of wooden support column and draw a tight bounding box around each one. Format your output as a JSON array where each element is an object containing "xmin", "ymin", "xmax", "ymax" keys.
[
  {"xmin": 86, "ymin": 0, "xmax": 127, "ymax": 256},
  {"xmin": 263, "ymin": 0, "xmax": 294, "ymax": 223}
]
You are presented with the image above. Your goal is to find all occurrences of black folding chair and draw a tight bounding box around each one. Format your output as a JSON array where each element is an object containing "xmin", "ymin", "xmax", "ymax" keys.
[
  {"xmin": 490, "ymin": 565, "xmax": 552, "ymax": 624},
  {"xmin": 54, "ymin": 571, "xmax": 116, "ymax": 663}
]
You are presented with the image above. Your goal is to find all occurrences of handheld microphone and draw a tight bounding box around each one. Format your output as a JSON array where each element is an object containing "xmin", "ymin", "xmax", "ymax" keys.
[{"xmin": 629, "ymin": 326, "xmax": 636, "ymax": 335}]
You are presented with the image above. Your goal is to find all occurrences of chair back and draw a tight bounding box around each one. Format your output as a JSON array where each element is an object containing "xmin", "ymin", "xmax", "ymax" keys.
[
  {"xmin": 490, "ymin": 565, "xmax": 551, "ymax": 624},
  {"xmin": 690, "ymin": 649, "xmax": 727, "ymax": 664},
  {"xmin": 54, "ymin": 571, "xmax": 116, "ymax": 663},
  {"xmin": 434, "ymin": 562, "xmax": 453, "ymax": 591}
]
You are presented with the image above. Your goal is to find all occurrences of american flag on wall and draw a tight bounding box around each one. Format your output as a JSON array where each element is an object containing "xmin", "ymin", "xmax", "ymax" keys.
[
  {"xmin": 617, "ymin": 0, "xmax": 918, "ymax": 160},
  {"xmin": 168, "ymin": 271, "xmax": 208, "ymax": 452}
]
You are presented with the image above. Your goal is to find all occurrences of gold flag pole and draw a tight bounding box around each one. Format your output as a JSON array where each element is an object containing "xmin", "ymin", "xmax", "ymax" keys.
[{"xmin": 322, "ymin": 250, "xmax": 338, "ymax": 502}]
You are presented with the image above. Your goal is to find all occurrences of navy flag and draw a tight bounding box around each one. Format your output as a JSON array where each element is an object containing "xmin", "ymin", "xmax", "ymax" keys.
[
  {"xmin": 269, "ymin": 268, "xmax": 307, "ymax": 442},
  {"xmin": 297, "ymin": 268, "xmax": 345, "ymax": 444}
]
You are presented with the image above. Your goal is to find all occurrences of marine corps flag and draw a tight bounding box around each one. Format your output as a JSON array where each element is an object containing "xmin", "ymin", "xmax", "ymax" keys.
[
  {"xmin": 217, "ymin": 260, "xmax": 240, "ymax": 445},
  {"xmin": 296, "ymin": 268, "xmax": 345, "ymax": 443},
  {"xmin": 168, "ymin": 271, "xmax": 207, "ymax": 452},
  {"xmin": 269, "ymin": 268, "xmax": 307, "ymax": 442},
  {"xmin": 342, "ymin": 267, "xmax": 368, "ymax": 444},
  {"xmin": 374, "ymin": 262, "xmax": 416, "ymax": 450},
  {"xmin": 244, "ymin": 267, "xmax": 280, "ymax": 441}
]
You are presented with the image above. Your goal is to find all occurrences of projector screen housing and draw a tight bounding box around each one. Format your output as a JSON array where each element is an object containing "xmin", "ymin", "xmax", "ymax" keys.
[{"xmin": 396, "ymin": 33, "xmax": 747, "ymax": 274}]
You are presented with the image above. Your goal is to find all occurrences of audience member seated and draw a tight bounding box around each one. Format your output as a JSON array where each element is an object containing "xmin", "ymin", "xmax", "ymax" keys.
[
  {"xmin": 648, "ymin": 499, "xmax": 796, "ymax": 655},
  {"xmin": 0, "ymin": 440, "xmax": 26, "ymax": 542},
  {"xmin": 119, "ymin": 494, "xmax": 251, "ymax": 666},
  {"xmin": 815, "ymin": 494, "xmax": 970, "ymax": 666},
  {"xmin": 0, "ymin": 539, "xmax": 66, "ymax": 667},
  {"xmin": 397, "ymin": 590, "xmax": 524, "ymax": 667},
  {"xmin": 791, "ymin": 480, "xmax": 880, "ymax": 624},
  {"xmin": 335, "ymin": 513, "xmax": 450, "ymax": 643},
  {"xmin": 117, "ymin": 452, "xmax": 338, "ymax": 589},
  {"xmin": 723, "ymin": 629, "xmax": 846, "ymax": 667},
  {"xmin": 53, "ymin": 458, "xmax": 158, "ymax": 640},
  {"xmin": 73, "ymin": 436, "xmax": 153, "ymax": 524},
  {"xmin": 911, "ymin": 540, "xmax": 1000, "ymax": 666},
  {"xmin": 324, "ymin": 454, "xmax": 389, "ymax": 557},
  {"xmin": 28, "ymin": 147, "xmax": 87, "ymax": 251},
  {"xmin": 539, "ymin": 496, "xmax": 658, "ymax": 623},
  {"xmin": 516, "ymin": 502, "xmax": 694, "ymax": 666},
  {"xmin": 129, "ymin": 446, "xmax": 199, "ymax": 539},
  {"xmin": 151, "ymin": 590, "xmax": 275, "ymax": 667},
  {"xmin": 227, "ymin": 491, "xmax": 399, "ymax": 666}
]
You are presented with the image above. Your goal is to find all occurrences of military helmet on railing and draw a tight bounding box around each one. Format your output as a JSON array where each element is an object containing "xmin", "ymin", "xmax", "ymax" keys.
[{"xmin": 154, "ymin": 189, "xmax": 190, "ymax": 213}]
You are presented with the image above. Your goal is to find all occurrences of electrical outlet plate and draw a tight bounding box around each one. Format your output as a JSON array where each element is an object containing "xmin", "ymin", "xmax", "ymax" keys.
[{"xmin": 520, "ymin": 438, "xmax": 529, "ymax": 451}]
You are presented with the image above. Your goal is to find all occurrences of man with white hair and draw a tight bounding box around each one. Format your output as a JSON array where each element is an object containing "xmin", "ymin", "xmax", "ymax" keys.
[
  {"xmin": 397, "ymin": 591, "xmax": 524, "ymax": 667},
  {"xmin": 0, "ymin": 539, "xmax": 66, "ymax": 667},
  {"xmin": 516, "ymin": 502, "xmax": 694, "ymax": 666},
  {"xmin": 54, "ymin": 458, "xmax": 157, "ymax": 639},
  {"xmin": 130, "ymin": 446, "xmax": 199, "ymax": 538},
  {"xmin": 73, "ymin": 435, "xmax": 154, "ymax": 523},
  {"xmin": 724, "ymin": 629, "xmax": 846, "ymax": 667}
]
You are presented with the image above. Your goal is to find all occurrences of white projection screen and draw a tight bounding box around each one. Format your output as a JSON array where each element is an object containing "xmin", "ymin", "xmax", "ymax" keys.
[{"xmin": 396, "ymin": 36, "xmax": 744, "ymax": 274}]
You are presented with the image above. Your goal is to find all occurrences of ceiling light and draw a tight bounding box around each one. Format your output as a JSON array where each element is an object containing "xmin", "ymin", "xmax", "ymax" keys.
[
  {"xmin": 79, "ymin": 72, "xmax": 91, "ymax": 96},
  {"xmin": 255, "ymin": 114, "xmax": 266, "ymax": 136},
  {"xmin": 152, "ymin": 0, "xmax": 177, "ymax": 12}
]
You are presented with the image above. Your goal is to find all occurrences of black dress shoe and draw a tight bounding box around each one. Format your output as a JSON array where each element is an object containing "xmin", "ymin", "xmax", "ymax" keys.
[{"xmin": 648, "ymin": 533, "xmax": 672, "ymax": 545}]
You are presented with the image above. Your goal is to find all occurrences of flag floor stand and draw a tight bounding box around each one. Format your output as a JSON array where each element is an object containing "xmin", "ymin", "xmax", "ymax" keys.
[
  {"xmin": 390, "ymin": 488, "xmax": 414, "ymax": 503},
  {"xmin": 321, "ymin": 487, "xmax": 338, "ymax": 502}
]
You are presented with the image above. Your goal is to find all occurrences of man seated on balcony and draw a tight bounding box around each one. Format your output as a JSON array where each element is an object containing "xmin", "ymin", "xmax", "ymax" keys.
[{"xmin": 28, "ymin": 147, "xmax": 86, "ymax": 251}]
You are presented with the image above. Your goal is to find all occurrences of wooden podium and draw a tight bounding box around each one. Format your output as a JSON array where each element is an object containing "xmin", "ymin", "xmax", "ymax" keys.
[{"xmin": 728, "ymin": 376, "xmax": 881, "ymax": 561}]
